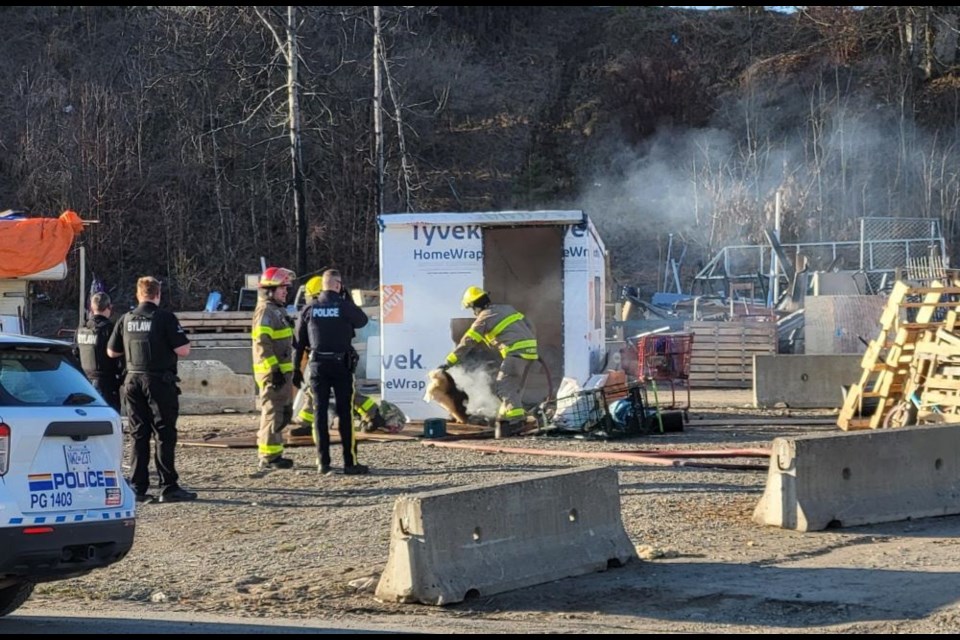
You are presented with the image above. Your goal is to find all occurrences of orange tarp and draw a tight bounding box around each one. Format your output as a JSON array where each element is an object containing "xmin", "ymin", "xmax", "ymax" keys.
[{"xmin": 0, "ymin": 210, "xmax": 84, "ymax": 278}]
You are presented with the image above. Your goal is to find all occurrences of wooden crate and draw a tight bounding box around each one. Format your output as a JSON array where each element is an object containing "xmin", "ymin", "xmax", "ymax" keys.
[{"xmin": 683, "ymin": 321, "xmax": 777, "ymax": 388}]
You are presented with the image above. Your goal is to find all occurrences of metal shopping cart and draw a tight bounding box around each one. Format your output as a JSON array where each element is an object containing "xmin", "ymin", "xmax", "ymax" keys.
[
  {"xmin": 634, "ymin": 332, "xmax": 694, "ymax": 420},
  {"xmin": 534, "ymin": 380, "xmax": 652, "ymax": 438}
]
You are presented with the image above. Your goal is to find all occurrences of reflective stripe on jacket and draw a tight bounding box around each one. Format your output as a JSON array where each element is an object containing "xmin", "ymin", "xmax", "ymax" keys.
[
  {"xmin": 251, "ymin": 293, "xmax": 294, "ymax": 381},
  {"xmin": 446, "ymin": 304, "xmax": 537, "ymax": 365}
]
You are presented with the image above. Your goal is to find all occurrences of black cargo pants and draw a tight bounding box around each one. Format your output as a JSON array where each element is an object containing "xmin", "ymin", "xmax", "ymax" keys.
[{"xmin": 309, "ymin": 354, "xmax": 358, "ymax": 468}]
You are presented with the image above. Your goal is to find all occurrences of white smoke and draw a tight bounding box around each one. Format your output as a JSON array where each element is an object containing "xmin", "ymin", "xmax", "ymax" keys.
[{"xmin": 449, "ymin": 364, "xmax": 500, "ymax": 418}]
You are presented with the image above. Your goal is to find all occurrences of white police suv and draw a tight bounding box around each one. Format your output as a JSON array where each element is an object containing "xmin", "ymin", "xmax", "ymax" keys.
[{"xmin": 0, "ymin": 333, "xmax": 135, "ymax": 616}]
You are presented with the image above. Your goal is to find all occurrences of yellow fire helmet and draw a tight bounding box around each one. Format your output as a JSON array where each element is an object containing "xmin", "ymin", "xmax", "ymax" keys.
[
  {"xmin": 305, "ymin": 275, "xmax": 323, "ymax": 298},
  {"xmin": 461, "ymin": 285, "xmax": 487, "ymax": 308}
]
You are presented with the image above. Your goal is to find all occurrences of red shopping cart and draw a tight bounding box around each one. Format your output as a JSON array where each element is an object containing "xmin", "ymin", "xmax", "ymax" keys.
[{"xmin": 634, "ymin": 332, "xmax": 694, "ymax": 419}]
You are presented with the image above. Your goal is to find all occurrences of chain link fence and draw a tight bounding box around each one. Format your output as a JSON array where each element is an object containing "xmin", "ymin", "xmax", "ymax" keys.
[{"xmin": 694, "ymin": 217, "xmax": 946, "ymax": 296}]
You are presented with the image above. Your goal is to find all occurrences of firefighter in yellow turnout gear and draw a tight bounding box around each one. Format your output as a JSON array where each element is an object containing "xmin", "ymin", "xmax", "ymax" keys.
[
  {"xmin": 252, "ymin": 266, "xmax": 297, "ymax": 470},
  {"xmin": 295, "ymin": 276, "xmax": 387, "ymax": 433},
  {"xmin": 297, "ymin": 389, "xmax": 384, "ymax": 432},
  {"xmin": 440, "ymin": 286, "xmax": 538, "ymax": 438}
]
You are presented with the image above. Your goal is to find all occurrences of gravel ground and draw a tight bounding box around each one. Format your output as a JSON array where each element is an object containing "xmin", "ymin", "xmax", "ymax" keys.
[{"xmin": 19, "ymin": 395, "xmax": 960, "ymax": 633}]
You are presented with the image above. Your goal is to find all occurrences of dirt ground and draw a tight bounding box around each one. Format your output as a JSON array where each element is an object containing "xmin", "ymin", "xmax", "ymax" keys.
[{"xmin": 19, "ymin": 389, "xmax": 960, "ymax": 633}]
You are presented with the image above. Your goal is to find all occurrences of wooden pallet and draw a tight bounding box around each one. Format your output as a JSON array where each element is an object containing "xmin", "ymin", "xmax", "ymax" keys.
[
  {"xmin": 899, "ymin": 323, "xmax": 960, "ymax": 425},
  {"xmin": 838, "ymin": 281, "xmax": 960, "ymax": 430},
  {"xmin": 177, "ymin": 311, "xmax": 251, "ymax": 332},
  {"xmin": 684, "ymin": 321, "xmax": 777, "ymax": 388}
]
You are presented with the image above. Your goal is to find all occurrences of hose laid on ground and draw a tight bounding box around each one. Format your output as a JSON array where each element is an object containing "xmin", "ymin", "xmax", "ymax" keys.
[
  {"xmin": 612, "ymin": 448, "xmax": 771, "ymax": 458},
  {"xmin": 422, "ymin": 440, "xmax": 769, "ymax": 471}
]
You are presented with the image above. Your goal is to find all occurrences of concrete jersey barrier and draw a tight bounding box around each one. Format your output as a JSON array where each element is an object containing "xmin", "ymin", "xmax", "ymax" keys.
[
  {"xmin": 754, "ymin": 424, "xmax": 960, "ymax": 531},
  {"xmin": 374, "ymin": 466, "xmax": 635, "ymax": 605},
  {"xmin": 176, "ymin": 360, "xmax": 256, "ymax": 414}
]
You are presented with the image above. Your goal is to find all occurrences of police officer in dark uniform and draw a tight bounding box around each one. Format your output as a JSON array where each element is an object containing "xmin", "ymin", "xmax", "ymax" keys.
[
  {"xmin": 292, "ymin": 269, "xmax": 369, "ymax": 475},
  {"xmin": 107, "ymin": 276, "xmax": 196, "ymax": 504},
  {"xmin": 76, "ymin": 292, "xmax": 123, "ymax": 412}
]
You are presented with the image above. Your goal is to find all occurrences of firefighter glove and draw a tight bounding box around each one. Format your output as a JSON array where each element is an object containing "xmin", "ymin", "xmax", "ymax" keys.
[
  {"xmin": 270, "ymin": 370, "xmax": 286, "ymax": 390},
  {"xmin": 292, "ymin": 369, "xmax": 303, "ymax": 389},
  {"xmin": 438, "ymin": 363, "xmax": 451, "ymax": 372}
]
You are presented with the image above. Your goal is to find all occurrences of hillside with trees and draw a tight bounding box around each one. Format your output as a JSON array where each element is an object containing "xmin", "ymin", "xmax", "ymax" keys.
[{"xmin": 3, "ymin": 6, "xmax": 960, "ymax": 308}]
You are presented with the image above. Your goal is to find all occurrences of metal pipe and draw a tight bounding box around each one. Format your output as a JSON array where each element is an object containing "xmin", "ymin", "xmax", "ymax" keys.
[
  {"xmin": 663, "ymin": 233, "xmax": 673, "ymax": 292},
  {"xmin": 78, "ymin": 245, "xmax": 86, "ymax": 324},
  {"xmin": 770, "ymin": 191, "xmax": 781, "ymax": 307}
]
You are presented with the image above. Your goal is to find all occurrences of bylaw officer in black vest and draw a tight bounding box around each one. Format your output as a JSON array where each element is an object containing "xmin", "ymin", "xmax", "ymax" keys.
[
  {"xmin": 107, "ymin": 276, "xmax": 196, "ymax": 503},
  {"xmin": 292, "ymin": 269, "xmax": 370, "ymax": 475},
  {"xmin": 76, "ymin": 292, "xmax": 123, "ymax": 412}
]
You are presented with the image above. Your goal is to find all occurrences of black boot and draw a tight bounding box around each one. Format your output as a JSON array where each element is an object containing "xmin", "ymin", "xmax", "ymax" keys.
[{"xmin": 495, "ymin": 419, "xmax": 524, "ymax": 439}]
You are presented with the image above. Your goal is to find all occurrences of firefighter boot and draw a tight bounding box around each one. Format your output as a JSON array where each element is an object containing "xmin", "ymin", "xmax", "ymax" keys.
[
  {"xmin": 360, "ymin": 408, "xmax": 387, "ymax": 433},
  {"xmin": 495, "ymin": 419, "xmax": 524, "ymax": 439},
  {"xmin": 289, "ymin": 424, "xmax": 312, "ymax": 437},
  {"xmin": 259, "ymin": 456, "xmax": 295, "ymax": 471},
  {"xmin": 344, "ymin": 463, "xmax": 370, "ymax": 475}
]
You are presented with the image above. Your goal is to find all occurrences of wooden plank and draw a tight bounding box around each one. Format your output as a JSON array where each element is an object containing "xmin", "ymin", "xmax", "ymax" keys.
[
  {"xmin": 921, "ymin": 391, "xmax": 960, "ymax": 406},
  {"xmin": 842, "ymin": 417, "xmax": 874, "ymax": 430},
  {"xmin": 690, "ymin": 333, "xmax": 776, "ymax": 342},
  {"xmin": 689, "ymin": 354, "xmax": 770, "ymax": 362},
  {"xmin": 177, "ymin": 311, "xmax": 254, "ymax": 321},
  {"xmin": 181, "ymin": 321, "xmax": 252, "ymax": 329},
  {"xmin": 189, "ymin": 333, "xmax": 250, "ymax": 341},
  {"xmin": 689, "ymin": 373, "xmax": 753, "ymax": 381},
  {"xmin": 689, "ymin": 379, "xmax": 751, "ymax": 388},
  {"xmin": 914, "ymin": 342, "xmax": 960, "ymax": 358},
  {"xmin": 690, "ymin": 365, "xmax": 751, "ymax": 374},
  {"xmin": 691, "ymin": 344, "xmax": 775, "ymax": 351},
  {"xmin": 691, "ymin": 338, "xmax": 777, "ymax": 346},
  {"xmin": 691, "ymin": 348, "xmax": 775, "ymax": 356},
  {"xmin": 687, "ymin": 328, "xmax": 777, "ymax": 338},
  {"xmin": 877, "ymin": 281, "xmax": 909, "ymax": 329}
]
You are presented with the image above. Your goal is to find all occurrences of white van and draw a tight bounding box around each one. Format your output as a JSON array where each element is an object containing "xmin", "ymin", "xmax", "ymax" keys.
[{"xmin": 0, "ymin": 334, "xmax": 135, "ymax": 616}]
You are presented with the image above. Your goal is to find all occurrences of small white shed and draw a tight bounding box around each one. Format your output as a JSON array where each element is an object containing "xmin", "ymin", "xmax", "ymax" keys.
[{"xmin": 377, "ymin": 210, "xmax": 608, "ymax": 420}]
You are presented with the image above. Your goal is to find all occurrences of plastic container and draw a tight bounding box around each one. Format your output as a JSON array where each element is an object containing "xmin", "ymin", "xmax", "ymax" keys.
[{"xmin": 423, "ymin": 418, "xmax": 447, "ymax": 438}]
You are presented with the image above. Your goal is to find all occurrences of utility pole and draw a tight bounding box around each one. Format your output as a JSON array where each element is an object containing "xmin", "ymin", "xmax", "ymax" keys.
[
  {"xmin": 287, "ymin": 6, "xmax": 307, "ymax": 278},
  {"xmin": 373, "ymin": 5, "xmax": 385, "ymax": 216}
]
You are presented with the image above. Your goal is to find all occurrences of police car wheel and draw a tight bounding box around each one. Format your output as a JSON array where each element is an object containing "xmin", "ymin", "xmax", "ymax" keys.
[{"xmin": 0, "ymin": 581, "xmax": 34, "ymax": 617}]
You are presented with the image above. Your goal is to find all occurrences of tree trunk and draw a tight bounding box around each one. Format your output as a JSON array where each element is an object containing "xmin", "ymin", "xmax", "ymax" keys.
[{"xmin": 288, "ymin": 6, "xmax": 307, "ymax": 277}]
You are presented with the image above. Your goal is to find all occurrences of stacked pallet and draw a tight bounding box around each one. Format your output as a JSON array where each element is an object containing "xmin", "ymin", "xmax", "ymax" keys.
[
  {"xmin": 838, "ymin": 280, "xmax": 960, "ymax": 430},
  {"xmin": 177, "ymin": 311, "xmax": 252, "ymax": 348},
  {"xmin": 683, "ymin": 321, "xmax": 777, "ymax": 388}
]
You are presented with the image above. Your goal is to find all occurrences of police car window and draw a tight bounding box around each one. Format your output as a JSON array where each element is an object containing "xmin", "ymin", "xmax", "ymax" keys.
[{"xmin": 0, "ymin": 351, "xmax": 105, "ymax": 406}]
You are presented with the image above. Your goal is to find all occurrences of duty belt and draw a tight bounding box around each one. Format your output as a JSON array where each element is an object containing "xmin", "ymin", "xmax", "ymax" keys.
[{"xmin": 312, "ymin": 351, "xmax": 345, "ymax": 361}]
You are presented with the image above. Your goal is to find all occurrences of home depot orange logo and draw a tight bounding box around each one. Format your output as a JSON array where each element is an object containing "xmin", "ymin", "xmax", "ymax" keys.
[{"xmin": 382, "ymin": 284, "xmax": 403, "ymax": 323}]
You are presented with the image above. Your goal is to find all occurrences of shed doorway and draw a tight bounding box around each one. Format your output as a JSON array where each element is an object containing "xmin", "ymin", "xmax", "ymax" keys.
[{"xmin": 483, "ymin": 226, "xmax": 563, "ymax": 405}]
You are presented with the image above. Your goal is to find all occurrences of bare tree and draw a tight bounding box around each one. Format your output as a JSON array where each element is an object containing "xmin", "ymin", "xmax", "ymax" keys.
[{"xmin": 255, "ymin": 6, "xmax": 308, "ymax": 278}]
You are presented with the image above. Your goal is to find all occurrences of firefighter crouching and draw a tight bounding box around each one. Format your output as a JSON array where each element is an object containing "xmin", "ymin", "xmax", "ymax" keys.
[
  {"xmin": 252, "ymin": 266, "xmax": 297, "ymax": 470},
  {"xmin": 439, "ymin": 286, "xmax": 538, "ymax": 438}
]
